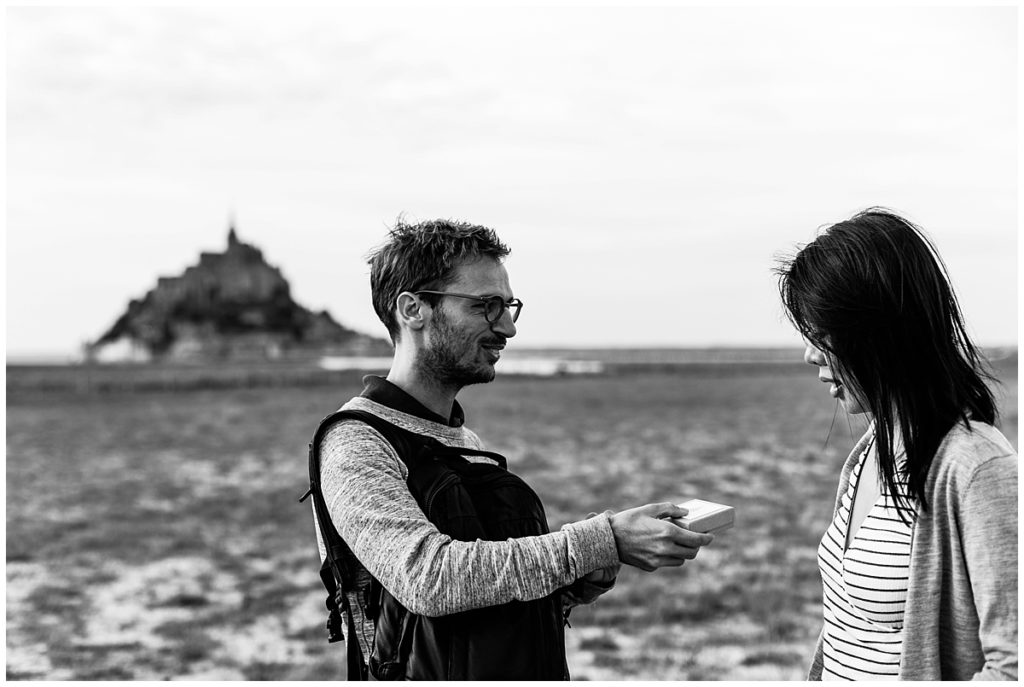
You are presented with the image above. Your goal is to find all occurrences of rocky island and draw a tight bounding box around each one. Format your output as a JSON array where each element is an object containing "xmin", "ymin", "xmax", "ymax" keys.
[{"xmin": 86, "ymin": 226, "xmax": 390, "ymax": 363}]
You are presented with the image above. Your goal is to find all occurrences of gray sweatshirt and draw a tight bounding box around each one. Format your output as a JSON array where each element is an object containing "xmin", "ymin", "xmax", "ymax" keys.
[
  {"xmin": 808, "ymin": 420, "xmax": 1018, "ymax": 680},
  {"xmin": 314, "ymin": 396, "xmax": 620, "ymax": 618}
]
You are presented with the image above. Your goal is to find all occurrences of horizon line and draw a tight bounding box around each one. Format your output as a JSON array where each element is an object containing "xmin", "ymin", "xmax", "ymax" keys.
[{"xmin": 6, "ymin": 342, "xmax": 1019, "ymax": 365}]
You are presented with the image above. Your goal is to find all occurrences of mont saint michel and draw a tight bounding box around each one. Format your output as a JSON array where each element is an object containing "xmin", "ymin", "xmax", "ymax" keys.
[{"xmin": 86, "ymin": 226, "xmax": 389, "ymax": 363}]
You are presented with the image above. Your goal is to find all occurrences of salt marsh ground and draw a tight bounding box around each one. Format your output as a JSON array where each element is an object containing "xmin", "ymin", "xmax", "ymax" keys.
[{"xmin": 6, "ymin": 354, "xmax": 1017, "ymax": 680}]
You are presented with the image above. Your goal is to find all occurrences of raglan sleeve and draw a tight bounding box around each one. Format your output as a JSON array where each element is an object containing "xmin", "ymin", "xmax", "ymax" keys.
[{"xmin": 319, "ymin": 421, "xmax": 620, "ymax": 617}]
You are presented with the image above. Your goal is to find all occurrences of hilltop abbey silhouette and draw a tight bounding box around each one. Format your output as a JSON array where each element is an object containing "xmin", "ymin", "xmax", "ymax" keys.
[{"xmin": 86, "ymin": 225, "xmax": 389, "ymax": 363}]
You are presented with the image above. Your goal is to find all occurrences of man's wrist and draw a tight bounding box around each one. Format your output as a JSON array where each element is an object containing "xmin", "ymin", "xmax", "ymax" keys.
[{"xmin": 561, "ymin": 510, "xmax": 619, "ymax": 574}]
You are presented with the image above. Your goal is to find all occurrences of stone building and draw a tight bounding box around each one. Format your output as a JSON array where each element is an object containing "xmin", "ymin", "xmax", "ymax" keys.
[{"xmin": 87, "ymin": 226, "xmax": 389, "ymax": 362}]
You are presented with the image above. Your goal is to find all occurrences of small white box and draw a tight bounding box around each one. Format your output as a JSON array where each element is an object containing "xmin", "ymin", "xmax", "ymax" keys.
[{"xmin": 675, "ymin": 499, "xmax": 734, "ymax": 534}]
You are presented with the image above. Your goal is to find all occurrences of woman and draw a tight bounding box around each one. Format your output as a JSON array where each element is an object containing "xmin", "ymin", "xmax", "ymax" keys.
[{"xmin": 776, "ymin": 209, "xmax": 1017, "ymax": 680}]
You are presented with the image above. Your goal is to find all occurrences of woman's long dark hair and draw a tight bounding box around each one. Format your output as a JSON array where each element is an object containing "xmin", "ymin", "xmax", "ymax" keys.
[{"xmin": 776, "ymin": 208, "xmax": 997, "ymax": 517}]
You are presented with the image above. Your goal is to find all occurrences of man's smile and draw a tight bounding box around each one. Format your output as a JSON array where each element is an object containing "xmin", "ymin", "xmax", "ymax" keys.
[{"xmin": 480, "ymin": 341, "xmax": 505, "ymax": 362}]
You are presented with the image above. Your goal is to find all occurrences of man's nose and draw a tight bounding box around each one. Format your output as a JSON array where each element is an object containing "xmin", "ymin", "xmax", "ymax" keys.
[
  {"xmin": 491, "ymin": 310, "xmax": 517, "ymax": 339},
  {"xmin": 804, "ymin": 343, "xmax": 825, "ymax": 366}
]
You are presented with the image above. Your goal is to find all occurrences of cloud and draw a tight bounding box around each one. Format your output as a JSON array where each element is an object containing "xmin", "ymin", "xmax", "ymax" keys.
[{"xmin": 5, "ymin": 5, "xmax": 1017, "ymax": 352}]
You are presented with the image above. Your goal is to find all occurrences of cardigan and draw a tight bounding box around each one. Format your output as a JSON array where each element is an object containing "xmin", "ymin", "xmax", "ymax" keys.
[{"xmin": 808, "ymin": 419, "xmax": 1017, "ymax": 680}]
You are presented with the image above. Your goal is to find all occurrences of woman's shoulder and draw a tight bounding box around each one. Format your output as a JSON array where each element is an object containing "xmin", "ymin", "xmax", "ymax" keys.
[{"xmin": 928, "ymin": 419, "xmax": 1017, "ymax": 486}]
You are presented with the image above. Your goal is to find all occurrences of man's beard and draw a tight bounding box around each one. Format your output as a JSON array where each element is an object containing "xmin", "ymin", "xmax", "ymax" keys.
[{"xmin": 419, "ymin": 308, "xmax": 500, "ymax": 389}]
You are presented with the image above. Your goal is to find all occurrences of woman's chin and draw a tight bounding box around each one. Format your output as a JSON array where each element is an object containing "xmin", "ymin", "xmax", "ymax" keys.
[{"xmin": 841, "ymin": 397, "xmax": 868, "ymax": 415}]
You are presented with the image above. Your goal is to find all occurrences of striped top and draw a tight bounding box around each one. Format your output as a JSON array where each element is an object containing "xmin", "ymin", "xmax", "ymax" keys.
[
  {"xmin": 808, "ymin": 421, "xmax": 1017, "ymax": 680},
  {"xmin": 817, "ymin": 435, "xmax": 917, "ymax": 680}
]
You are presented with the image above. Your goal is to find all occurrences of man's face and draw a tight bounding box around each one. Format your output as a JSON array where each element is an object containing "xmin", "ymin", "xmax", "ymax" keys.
[{"xmin": 419, "ymin": 257, "xmax": 517, "ymax": 388}]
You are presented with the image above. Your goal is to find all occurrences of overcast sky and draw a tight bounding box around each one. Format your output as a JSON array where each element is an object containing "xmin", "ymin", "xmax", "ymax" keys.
[{"xmin": 6, "ymin": 5, "xmax": 1018, "ymax": 357}]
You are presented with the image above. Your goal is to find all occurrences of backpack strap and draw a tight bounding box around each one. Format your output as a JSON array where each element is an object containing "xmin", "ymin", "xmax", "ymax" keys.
[
  {"xmin": 299, "ymin": 408, "xmax": 511, "ymax": 679},
  {"xmin": 429, "ymin": 443, "xmax": 508, "ymax": 470},
  {"xmin": 301, "ymin": 408, "xmax": 412, "ymax": 679}
]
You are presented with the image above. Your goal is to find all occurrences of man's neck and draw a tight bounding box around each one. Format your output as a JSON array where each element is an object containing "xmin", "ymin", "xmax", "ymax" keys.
[{"xmin": 386, "ymin": 365, "xmax": 459, "ymax": 423}]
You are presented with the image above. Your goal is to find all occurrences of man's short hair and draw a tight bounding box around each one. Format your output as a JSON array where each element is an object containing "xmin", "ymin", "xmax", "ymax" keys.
[{"xmin": 368, "ymin": 218, "xmax": 511, "ymax": 343}]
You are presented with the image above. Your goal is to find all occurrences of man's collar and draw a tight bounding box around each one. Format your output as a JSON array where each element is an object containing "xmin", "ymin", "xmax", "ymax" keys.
[{"xmin": 360, "ymin": 375, "xmax": 466, "ymax": 428}]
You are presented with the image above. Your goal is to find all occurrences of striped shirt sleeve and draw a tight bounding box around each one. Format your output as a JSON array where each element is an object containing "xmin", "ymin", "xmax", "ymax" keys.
[{"xmin": 319, "ymin": 419, "xmax": 620, "ymax": 617}]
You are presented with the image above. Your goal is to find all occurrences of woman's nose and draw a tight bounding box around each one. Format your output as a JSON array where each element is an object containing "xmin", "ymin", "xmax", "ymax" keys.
[{"xmin": 804, "ymin": 343, "xmax": 826, "ymax": 366}]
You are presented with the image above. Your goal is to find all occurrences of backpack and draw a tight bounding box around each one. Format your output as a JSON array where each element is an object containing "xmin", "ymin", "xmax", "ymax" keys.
[{"xmin": 301, "ymin": 408, "xmax": 570, "ymax": 680}]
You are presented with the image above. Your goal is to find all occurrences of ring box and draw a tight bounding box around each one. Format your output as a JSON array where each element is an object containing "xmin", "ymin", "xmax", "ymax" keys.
[{"xmin": 674, "ymin": 499, "xmax": 734, "ymax": 534}]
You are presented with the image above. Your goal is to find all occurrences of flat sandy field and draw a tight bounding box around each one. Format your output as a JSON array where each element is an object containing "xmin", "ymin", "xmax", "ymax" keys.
[{"xmin": 7, "ymin": 358, "xmax": 1017, "ymax": 679}]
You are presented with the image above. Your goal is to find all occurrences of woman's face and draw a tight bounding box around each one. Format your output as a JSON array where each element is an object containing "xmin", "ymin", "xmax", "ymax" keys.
[{"xmin": 803, "ymin": 341, "xmax": 868, "ymax": 415}]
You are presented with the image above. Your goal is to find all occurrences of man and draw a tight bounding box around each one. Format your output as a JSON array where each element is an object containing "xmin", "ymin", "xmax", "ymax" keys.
[{"xmin": 311, "ymin": 219, "xmax": 712, "ymax": 679}]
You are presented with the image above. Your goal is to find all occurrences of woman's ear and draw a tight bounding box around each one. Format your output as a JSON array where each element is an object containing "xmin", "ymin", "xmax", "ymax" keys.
[{"xmin": 395, "ymin": 292, "xmax": 427, "ymax": 332}]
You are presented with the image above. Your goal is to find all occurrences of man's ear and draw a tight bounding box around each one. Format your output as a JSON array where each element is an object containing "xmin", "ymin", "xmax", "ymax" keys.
[{"xmin": 395, "ymin": 292, "xmax": 427, "ymax": 332}]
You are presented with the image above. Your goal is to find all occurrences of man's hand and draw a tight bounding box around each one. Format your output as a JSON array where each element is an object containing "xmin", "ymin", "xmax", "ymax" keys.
[
  {"xmin": 583, "ymin": 563, "xmax": 620, "ymax": 585},
  {"xmin": 562, "ymin": 562, "xmax": 620, "ymax": 610},
  {"xmin": 608, "ymin": 502, "xmax": 714, "ymax": 572}
]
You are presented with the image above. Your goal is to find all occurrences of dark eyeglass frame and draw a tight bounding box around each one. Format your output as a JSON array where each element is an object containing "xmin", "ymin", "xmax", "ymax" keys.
[{"xmin": 414, "ymin": 290, "xmax": 524, "ymax": 324}]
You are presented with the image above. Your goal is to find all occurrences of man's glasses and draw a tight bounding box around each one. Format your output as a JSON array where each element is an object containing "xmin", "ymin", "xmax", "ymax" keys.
[{"xmin": 414, "ymin": 291, "xmax": 524, "ymax": 324}]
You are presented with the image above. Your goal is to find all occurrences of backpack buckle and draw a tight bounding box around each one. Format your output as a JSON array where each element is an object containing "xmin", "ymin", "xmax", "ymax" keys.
[{"xmin": 326, "ymin": 608, "xmax": 345, "ymax": 643}]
